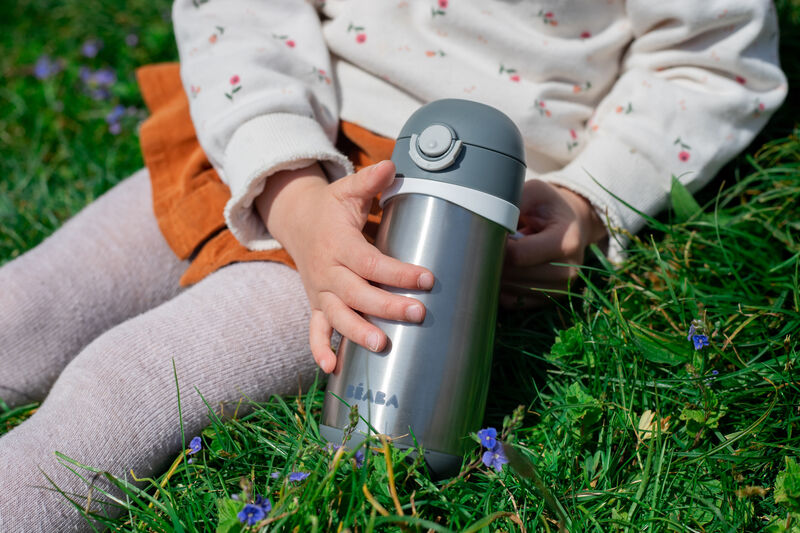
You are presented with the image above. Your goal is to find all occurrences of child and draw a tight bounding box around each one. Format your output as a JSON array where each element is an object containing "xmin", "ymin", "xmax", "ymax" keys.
[{"xmin": 0, "ymin": 0, "xmax": 786, "ymax": 530}]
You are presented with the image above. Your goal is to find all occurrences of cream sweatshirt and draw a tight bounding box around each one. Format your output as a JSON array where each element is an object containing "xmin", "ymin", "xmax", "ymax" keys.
[{"xmin": 173, "ymin": 0, "xmax": 787, "ymax": 262}]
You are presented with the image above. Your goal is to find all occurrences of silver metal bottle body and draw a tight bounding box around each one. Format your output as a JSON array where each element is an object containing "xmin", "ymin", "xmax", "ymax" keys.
[{"xmin": 321, "ymin": 192, "xmax": 507, "ymax": 459}]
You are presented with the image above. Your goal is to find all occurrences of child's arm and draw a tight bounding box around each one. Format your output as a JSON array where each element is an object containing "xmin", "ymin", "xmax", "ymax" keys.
[
  {"xmin": 172, "ymin": 0, "xmax": 353, "ymax": 252},
  {"xmin": 255, "ymin": 161, "xmax": 434, "ymax": 373},
  {"xmin": 506, "ymin": 0, "xmax": 787, "ymax": 306}
]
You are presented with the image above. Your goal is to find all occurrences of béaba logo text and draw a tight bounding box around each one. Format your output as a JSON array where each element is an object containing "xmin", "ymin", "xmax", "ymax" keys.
[{"xmin": 346, "ymin": 383, "xmax": 399, "ymax": 408}]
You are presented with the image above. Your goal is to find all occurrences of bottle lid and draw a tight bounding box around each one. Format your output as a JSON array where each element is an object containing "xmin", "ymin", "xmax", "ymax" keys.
[{"xmin": 386, "ymin": 99, "xmax": 527, "ymax": 230}]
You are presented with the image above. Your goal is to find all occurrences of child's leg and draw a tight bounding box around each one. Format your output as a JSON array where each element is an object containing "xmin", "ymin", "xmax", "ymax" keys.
[
  {"xmin": 0, "ymin": 169, "xmax": 187, "ymax": 407},
  {"xmin": 0, "ymin": 261, "xmax": 317, "ymax": 532}
]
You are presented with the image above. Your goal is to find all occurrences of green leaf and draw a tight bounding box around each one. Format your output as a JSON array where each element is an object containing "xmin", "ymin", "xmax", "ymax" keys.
[
  {"xmin": 776, "ymin": 457, "xmax": 800, "ymax": 514},
  {"xmin": 679, "ymin": 409, "xmax": 706, "ymax": 438},
  {"xmin": 216, "ymin": 498, "xmax": 244, "ymax": 533},
  {"xmin": 548, "ymin": 324, "xmax": 594, "ymax": 365},
  {"xmin": 679, "ymin": 406, "xmax": 727, "ymax": 438},
  {"xmin": 565, "ymin": 382, "xmax": 602, "ymax": 428},
  {"xmin": 670, "ymin": 176, "xmax": 702, "ymax": 223}
]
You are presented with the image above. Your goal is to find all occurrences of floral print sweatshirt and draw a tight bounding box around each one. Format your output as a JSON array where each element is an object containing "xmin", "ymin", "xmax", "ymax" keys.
[{"xmin": 173, "ymin": 0, "xmax": 787, "ymax": 262}]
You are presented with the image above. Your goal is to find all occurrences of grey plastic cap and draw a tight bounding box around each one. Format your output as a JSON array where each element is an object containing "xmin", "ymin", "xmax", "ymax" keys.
[{"xmin": 392, "ymin": 99, "xmax": 526, "ymax": 207}]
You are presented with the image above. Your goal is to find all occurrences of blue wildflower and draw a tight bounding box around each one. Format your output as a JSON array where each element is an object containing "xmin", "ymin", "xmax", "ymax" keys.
[
  {"xmin": 354, "ymin": 448, "xmax": 365, "ymax": 469},
  {"xmin": 93, "ymin": 68, "xmax": 116, "ymax": 86},
  {"xmin": 254, "ymin": 494, "xmax": 272, "ymax": 513},
  {"xmin": 238, "ymin": 503, "xmax": 265, "ymax": 526},
  {"xmin": 686, "ymin": 324, "xmax": 697, "ymax": 341},
  {"xmin": 288, "ymin": 471, "xmax": 310, "ymax": 482},
  {"xmin": 691, "ymin": 334, "xmax": 710, "ymax": 350},
  {"xmin": 481, "ymin": 442, "xmax": 508, "ymax": 472},
  {"xmin": 188, "ymin": 436, "xmax": 202, "ymax": 455},
  {"xmin": 270, "ymin": 472, "xmax": 280, "ymax": 479},
  {"xmin": 33, "ymin": 55, "xmax": 62, "ymax": 80},
  {"xmin": 325, "ymin": 442, "xmax": 342, "ymax": 453},
  {"xmin": 81, "ymin": 39, "xmax": 102, "ymax": 58},
  {"xmin": 79, "ymin": 66, "xmax": 91, "ymax": 83},
  {"xmin": 125, "ymin": 33, "xmax": 139, "ymax": 47},
  {"xmin": 477, "ymin": 427, "xmax": 498, "ymax": 449},
  {"xmin": 105, "ymin": 104, "xmax": 125, "ymax": 124}
]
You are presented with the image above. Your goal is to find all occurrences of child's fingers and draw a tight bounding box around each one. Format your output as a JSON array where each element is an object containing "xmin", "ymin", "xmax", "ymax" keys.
[
  {"xmin": 506, "ymin": 224, "xmax": 581, "ymax": 266},
  {"xmin": 335, "ymin": 160, "xmax": 396, "ymax": 202},
  {"xmin": 339, "ymin": 235, "xmax": 434, "ymax": 290},
  {"xmin": 319, "ymin": 292, "xmax": 388, "ymax": 354},
  {"xmin": 309, "ymin": 310, "xmax": 337, "ymax": 373},
  {"xmin": 330, "ymin": 268, "xmax": 426, "ymax": 323}
]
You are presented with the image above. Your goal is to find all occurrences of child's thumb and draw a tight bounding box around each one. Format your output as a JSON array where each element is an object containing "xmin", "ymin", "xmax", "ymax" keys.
[{"xmin": 341, "ymin": 160, "xmax": 396, "ymax": 201}]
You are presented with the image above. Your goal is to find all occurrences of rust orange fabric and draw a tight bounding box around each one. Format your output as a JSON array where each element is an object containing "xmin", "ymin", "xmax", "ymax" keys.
[{"xmin": 136, "ymin": 63, "xmax": 394, "ymax": 286}]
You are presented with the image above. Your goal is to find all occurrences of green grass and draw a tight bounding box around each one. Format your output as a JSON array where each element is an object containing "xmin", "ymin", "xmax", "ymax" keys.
[{"xmin": 2, "ymin": 0, "xmax": 800, "ymax": 531}]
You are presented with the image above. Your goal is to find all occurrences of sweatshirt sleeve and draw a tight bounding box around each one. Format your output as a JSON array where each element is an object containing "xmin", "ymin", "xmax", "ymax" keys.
[
  {"xmin": 172, "ymin": 0, "xmax": 354, "ymax": 251},
  {"xmin": 535, "ymin": 0, "xmax": 787, "ymax": 263}
]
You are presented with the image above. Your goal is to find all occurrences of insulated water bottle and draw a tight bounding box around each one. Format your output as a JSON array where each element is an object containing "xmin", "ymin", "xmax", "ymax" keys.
[{"xmin": 320, "ymin": 98, "xmax": 526, "ymax": 477}]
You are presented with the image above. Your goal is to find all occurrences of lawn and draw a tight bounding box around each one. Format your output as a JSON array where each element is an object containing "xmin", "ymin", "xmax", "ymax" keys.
[{"xmin": 2, "ymin": 0, "xmax": 800, "ymax": 531}]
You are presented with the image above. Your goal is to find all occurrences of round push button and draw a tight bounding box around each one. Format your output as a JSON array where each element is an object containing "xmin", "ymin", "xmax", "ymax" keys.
[{"xmin": 417, "ymin": 124, "xmax": 453, "ymax": 157}]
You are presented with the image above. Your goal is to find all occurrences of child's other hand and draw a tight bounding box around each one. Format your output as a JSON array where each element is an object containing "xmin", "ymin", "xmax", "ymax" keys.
[
  {"xmin": 256, "ymin": 160, "xmax": 434, "ymax": 374},
  {"xmin": 501, "ymin": 179, "xmax": 607, "ymax": 309}
]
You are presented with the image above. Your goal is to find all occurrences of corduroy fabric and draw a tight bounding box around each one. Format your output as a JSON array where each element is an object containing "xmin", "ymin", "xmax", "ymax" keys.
[{"xmin": 137, "ymin": 62, "xmax": 394, "ymax": 286}]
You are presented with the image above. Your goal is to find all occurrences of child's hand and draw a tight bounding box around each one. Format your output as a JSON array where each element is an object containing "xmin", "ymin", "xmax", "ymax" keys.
[
  {"xmin": 256, "ymin": 160, "xmax": 434, "ymax": 373},
  {"xmin": 501, "ymin": 179, "xmax": 607, "ymax": 309}
]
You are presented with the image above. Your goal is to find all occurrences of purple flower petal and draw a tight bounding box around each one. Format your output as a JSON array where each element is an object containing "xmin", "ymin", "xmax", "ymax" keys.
[
  {"xmin": 287, "ymin": 471, "xmax": 310, "ymax": 482},
  {"xmin": 477, "ymin": 427, "xmax": 497, "ymax": 449},
  {"xmin": 354, "ymin": 448, "xmax": 365, "ymax": 469},
  {"xmin": 81, "ymin": 39, "xmax": 102, "ymax": 58},
  {"xmin": 692, "ymin": 334, "xmax": 709, "ymax": 351},
  {"xmin": 238, "ymin": 504, "xmax": 265, "ymax": 526},
  {"xmin": 254, "ymin": 494, "xmax": 272, "ymax": 513},
  {"xmin": 187, "ymin": 436, "xmax": 202, "ymax": 455},
  {"xmin": 78, "ymin": 66, "xmax": 91, "ymax": 83},
  {"xmin": 482, "ymin": 442, "xmax": 508, "ymax": 472},
  {"xmin": 33, "ymin": 55, "xmax": 61, "ymax": 80},
  {"xmin": 125, "ymin": 33, "xmax": 139, "ymax": 47},
  {"xmin": 270, "ymin": 472, "xmax": 280, "ymax": 479},
  {"xmin": 93, "ymin": 68, "xmax": 116, "ymax": 86},
  {"xmin": 105, "ymin": 104, "xmax": 126, "ymax": 124}
]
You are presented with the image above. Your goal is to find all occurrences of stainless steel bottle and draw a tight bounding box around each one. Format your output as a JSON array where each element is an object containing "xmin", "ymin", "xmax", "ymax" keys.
[{"xmin": 320, "ymin": 99, "xmax": 526, "ymax": 477}]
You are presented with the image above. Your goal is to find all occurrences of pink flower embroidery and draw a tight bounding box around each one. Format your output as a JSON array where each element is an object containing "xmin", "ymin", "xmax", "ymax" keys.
[
  {"xmin": 581, "ymin": 31, "xmax": 591, "ymax": 39},
  {"xmin": 533, "ymin": 99, "xmax": 551, "ymax": 117},
  {"xmin": 190, "ymin": 85, "xmax": 201, "ymax": 98},
  {"xmin": 736, "ymin": 75, "xmax": 746, "ymax": 85},
  {"xmin": 439, "ymin": 0, "xmax": 448, "ymax": 7},
  {"xmin": 499, "ymin": 64, "xmax": 519, "ymax": 82},
  {"xmin": 348, "ymin": 22, "xmax": 367, "ymax": 41},
  {"xmin": 570, "ymin": 129, "xmax": 577, "ymax": 140},
  {"xmin": 674, "ymin": 137, "xmax": 691, "ymax": 161},
  {"xmin": 538, "ymin": 10, "xmax": 558, "ymax": 25},
  {"xmin": 209, "ymin": 26, "xmax": 224, "ymax": 44},
  {"xmin": 225, "ymin": 75, "xmax": 242, "ymax": 100},
  {"xmin": 286, "ymin": 40, "xmax": 296, "ymax": 47}
]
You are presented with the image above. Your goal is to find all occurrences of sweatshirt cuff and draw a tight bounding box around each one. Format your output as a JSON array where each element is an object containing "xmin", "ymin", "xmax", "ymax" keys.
[
  {"xmin": 536, "ymin": 132, "xmax": 668, "ymax": 265},
  {"xmin": 221, "ymin": 113, "xmax": 355, "ymax": 251}
]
